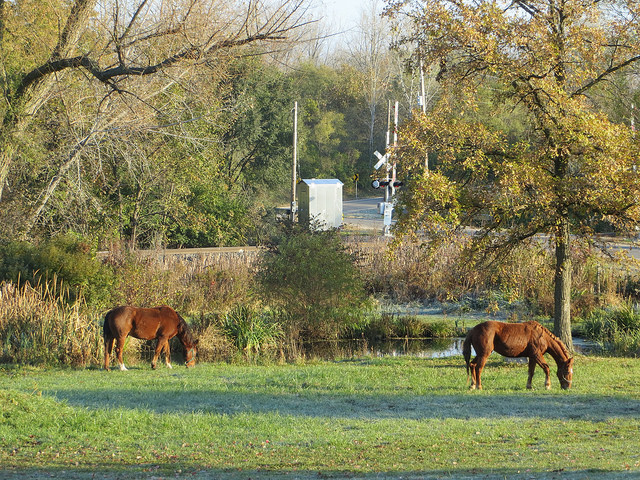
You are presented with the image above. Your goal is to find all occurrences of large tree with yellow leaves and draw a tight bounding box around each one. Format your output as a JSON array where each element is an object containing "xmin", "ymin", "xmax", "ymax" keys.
[{"xmin": 385, "ymin": 0, "xmax": 640, "ymax": 348}]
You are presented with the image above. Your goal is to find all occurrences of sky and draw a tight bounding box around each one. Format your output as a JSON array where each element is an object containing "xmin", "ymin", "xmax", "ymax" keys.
[
  {"xmin": 320, "ymin": 0, "xmax": 385, "ymax": 30},
  {"xmin": 322, "ymin": 0, "xmax": 364, "ymax": 28},
  {"xmin": 315, "ymin": 0, "xmax": 386, "ymax": 48}
]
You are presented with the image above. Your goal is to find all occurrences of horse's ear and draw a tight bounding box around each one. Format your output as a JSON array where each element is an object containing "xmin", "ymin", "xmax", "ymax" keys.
[{"xmin": 195, "ymin": 339, "xmax": 199, "ymax": 346}]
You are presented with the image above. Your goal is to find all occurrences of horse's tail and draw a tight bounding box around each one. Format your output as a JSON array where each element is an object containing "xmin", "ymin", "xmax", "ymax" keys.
[
  {"xmin": 462, "ymin": 331, "xmax": 473, "ymax": 379},
  {"xmin": 102, "ymin": 311, "xmax": 111, "ymax": 341},
  {"xmin": 103, "ymin": 310, "xmax": 113, "ymax": 341}
]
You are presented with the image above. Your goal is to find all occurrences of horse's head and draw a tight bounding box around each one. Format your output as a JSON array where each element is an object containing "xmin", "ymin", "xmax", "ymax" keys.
[
  {"xmin": 185, "ymin": 339, "xmax": 199, "ymax": 368},
  {"xmin": 557, "ymin": 357, "xmax": 574, "ymax": 389}
]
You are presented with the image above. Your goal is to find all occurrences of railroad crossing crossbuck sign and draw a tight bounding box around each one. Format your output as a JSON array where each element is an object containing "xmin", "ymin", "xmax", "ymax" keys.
[{"xmin": 373, "ymin": 151, "xmax": 389, "ymax": 170}]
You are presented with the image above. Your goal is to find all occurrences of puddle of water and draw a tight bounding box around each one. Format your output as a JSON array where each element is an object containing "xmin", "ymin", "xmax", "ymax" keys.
[{"xmin": 304, "ymin": 337, "xmax": 596, "ymax": 360}]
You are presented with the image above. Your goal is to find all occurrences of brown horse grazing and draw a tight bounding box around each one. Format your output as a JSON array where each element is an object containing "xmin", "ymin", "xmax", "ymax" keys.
[
  {"xmin": 103, "ymin": 306, "xmax": 198, "ymax": 371},
  {"xmin": 463, "ymin": 320, "xmax": 573, "ymax": 390}
]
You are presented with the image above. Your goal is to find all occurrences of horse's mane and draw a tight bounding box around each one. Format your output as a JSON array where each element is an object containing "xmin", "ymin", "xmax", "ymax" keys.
[
  {"xmin": 534, "ymin": 322, "xmax": 571, "ymax": 358},
  {"xmin": 177, "ymin": 315, "xmax": 196, "ymax": 346}
]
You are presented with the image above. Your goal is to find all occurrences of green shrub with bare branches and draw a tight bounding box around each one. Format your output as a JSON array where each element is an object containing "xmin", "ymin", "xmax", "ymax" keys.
[{"xmin": 257, "ymin": 225, "xmax": 373, "ymax": 344}]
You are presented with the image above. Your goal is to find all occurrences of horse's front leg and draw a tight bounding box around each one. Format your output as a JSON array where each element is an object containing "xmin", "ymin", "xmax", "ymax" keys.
[
  {"xmin": 152, "ymin": 338, "xmax": 169, "ymax": 369},
  {"xmin": 534, "ymin": 354, "xmax": 551, "ymax": 389},
  {"xmin": 164, "ymin": 342, "xmax": 172, "ymax": 369},
  {"xmin": 527, "ymin": 357, "xmax": 536, "ymax": 389}
]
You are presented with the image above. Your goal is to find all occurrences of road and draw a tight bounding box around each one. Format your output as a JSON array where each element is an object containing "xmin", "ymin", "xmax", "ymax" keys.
[
  {"xmin": 342, "ymin": 196, "xmax": 388, "ymax": 232},
  {"xmin": 342, "ymin": 197, "xmax": 640, "ymax": 260}
]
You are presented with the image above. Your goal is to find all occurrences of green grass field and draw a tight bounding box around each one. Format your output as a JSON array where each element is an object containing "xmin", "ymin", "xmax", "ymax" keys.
[{"xmin": 1, "ymin": 356, "xmax": 639, "ymax": 479}]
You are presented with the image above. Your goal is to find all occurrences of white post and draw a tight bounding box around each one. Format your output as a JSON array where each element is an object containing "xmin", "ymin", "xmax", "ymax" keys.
[
  {"xmin": 291, "ymin": 101, "xmax": 298, "ymax": 222},
  {"xmin": 384, "ymin": 101, "xmax": 391, "ymax": 204}
]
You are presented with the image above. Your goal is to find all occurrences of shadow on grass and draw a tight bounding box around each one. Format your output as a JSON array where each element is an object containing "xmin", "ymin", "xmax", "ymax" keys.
[
  {"xmin": 1, "ymin": 466, "xmax": 637, "ymax": 480},
  {"xmin": 49, "ymin": 386, "xmax": 640, "ymax": 421}
]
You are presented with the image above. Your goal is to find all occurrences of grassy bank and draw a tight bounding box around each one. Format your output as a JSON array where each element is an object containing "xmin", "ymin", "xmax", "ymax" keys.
[{"xmin": 1, "ymin": 356, "xmax": 639, "ymax": 479}]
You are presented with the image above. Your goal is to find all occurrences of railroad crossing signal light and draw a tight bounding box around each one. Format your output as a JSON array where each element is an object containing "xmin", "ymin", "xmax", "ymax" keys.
[
  {"xmin": 372, "ymin": 179, "xmax": 402, "ymax": 189},
  {"xmin": 371, "ymin": 179, "xmax": 390, "ymax": 189}
]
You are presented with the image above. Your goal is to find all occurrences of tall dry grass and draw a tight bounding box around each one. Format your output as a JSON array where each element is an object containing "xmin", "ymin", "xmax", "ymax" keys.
[
  {"xmin": 348, "ymin": 235, "xmax": 631, "ymax": 319},
  {"xmin": 0, "ymin": 280, "xmax": 101, "ymax": 366},
  {"xmin": 101, "ymin": 248, "xmax": 257, "ymax": 314},
  {"xmin": 1, "ymin": 236, "xmax": 637, "ymax": 367}
]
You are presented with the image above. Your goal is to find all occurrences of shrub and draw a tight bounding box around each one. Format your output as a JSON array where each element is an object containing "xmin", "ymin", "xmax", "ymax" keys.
[
  {"xmin": 395, "ymin": 315, "xmax": 427, "ymax": 338},
  {"xmin": 423, "ymin": 320, "xmax": 456, "ymax": 338},
  {"xmin": 257, "ymin": 224, "xmax": 373, "ymax": 342},
  {"xmin": 355, "ymin": 313, "xmax": 400, "ymax": 341},
  {"xmin": 221, "ymin": 305, "xmax": 283, "ymax": 358},
  {"xmin": 353, "ymin": 314, "xmax": 456, "ymax": 341},
  {"xmin": 0, "ymin": 234, "xmax": 113, "ymax": 307}
]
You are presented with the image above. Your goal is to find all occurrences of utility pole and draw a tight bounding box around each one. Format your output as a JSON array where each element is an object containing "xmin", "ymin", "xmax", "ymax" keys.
[
  {"xmin": 291, "ymin": 101, "xmax": 298, "ymax": 222},
  {"xmin": 384, "ymin": 100, "xmax": 391, "ymax": 204},
  {"xmin": 392, "ymin": 100, "xmax": 398, "ymax": 197},
  {"xmin": 420, "ymin": 57, "xmax": 429, "ymax": 173}
]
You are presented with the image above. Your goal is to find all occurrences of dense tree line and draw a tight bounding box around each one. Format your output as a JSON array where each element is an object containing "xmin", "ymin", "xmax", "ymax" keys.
[
  {"xmin": 0, "ymin": 0, "xmax": 426, "ymax": 249},
  {"xmin": 3, "ymin": 0, "xmax": 640, "ymax": 348}
]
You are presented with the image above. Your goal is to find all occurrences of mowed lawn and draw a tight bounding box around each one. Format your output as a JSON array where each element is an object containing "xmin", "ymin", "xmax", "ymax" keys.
[{"xmin": 1, "ymin": 355, "xmax": 639, "ymax": 479}]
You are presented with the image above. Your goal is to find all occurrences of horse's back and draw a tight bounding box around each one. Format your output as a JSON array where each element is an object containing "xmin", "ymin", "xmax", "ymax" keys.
[
  {"xmin": 105, "ymin": 305, "xmax": 180, "ymax": 340},
  {"xmin": 470, "ymin": 320, "xmax": 540, "ymax": 357}
]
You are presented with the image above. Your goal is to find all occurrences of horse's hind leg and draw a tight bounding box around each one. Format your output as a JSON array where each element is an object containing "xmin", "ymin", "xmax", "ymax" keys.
[
  {"xmin": 115, "ymin": 337, "xmax": 128, "ymax": 371},
  {"xmin": 469, "ymin": 356, "xmax": 485, "ymax": 390},
  {"xmin": 104, "ymin": 336, "xmax": 115, "ymax": 371},
  {"xmin": 472, "ymin": 355, "xmax": 488, "ymax": 390},
  {"xmin": 469, "ymin": 359, "xmax": 478, "ymax": 389}
]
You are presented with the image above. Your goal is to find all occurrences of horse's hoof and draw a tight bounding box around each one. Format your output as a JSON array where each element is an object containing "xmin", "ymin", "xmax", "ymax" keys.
[
  {"xmin": 119, "ymin": 364, "xmax": 128, "ymax": 371},
  {"xmin": 166, "ymin": 363, "xmax": 172, "ymax": 369}
]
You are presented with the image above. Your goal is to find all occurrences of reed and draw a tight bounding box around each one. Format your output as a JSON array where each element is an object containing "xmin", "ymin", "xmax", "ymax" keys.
[
  {"xmin": 580, "ymin": 303, "xmax": 640, "ymax": 356},
  {"xmin": 0, "ymin": 280, "xmax": 101, "ymax": 366}
]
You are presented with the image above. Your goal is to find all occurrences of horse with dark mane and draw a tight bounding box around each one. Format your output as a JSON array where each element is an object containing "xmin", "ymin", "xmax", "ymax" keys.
[
  {"xmin": 463, "ymin": 320, "xmax": 573, "ymax": 390},
  {"xmin": 103, "ymin": 306, "xmax": 198, "ymax": 371}
]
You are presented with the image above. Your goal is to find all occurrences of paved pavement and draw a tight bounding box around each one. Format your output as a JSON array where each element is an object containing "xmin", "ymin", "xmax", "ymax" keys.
[
  {"xmin": 342, "ymin": 196, "xmax": 388, "ymax": 233},
  {"xmin": 342, "ymin": 197, "xmax": 640, "ymax": 260}
]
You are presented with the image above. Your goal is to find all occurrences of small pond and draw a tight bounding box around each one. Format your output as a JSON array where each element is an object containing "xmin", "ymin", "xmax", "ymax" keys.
[{"xmin": 304, "ymin": 337, "xmax": 597, "ymax": 360}]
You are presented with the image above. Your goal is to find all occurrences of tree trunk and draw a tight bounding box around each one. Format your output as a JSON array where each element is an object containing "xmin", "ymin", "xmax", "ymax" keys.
[{"xmin": 554, "ymin": 218, "xmax": 574, "ymax": 351}]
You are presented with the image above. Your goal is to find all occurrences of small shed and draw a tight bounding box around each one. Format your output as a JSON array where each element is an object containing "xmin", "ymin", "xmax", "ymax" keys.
[{"xmin": 298, "ymin": 179, "xmax": 343, "ymax": 230}]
